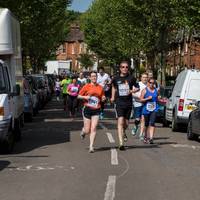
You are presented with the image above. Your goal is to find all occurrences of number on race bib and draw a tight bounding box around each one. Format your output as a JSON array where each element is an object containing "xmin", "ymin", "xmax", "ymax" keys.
[
  {"xmin": 118, "ymin": 84, "xmax": 130, "ymax": 96},
  {"xmin": 71, "ymin": 86, "xmax": 78, "ymax": 93},
  {"xmin": 87, "ymin": 96, "xmax": 99, "ymax": 108},
  {"xmin": 146, "ymin": 102, "xmax": 156, "ymax": 112}
]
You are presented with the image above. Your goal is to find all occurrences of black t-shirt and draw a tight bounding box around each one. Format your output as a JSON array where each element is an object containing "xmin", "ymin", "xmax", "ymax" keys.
[{"xmin": 112, "ymin": 74, "xmax": 139, "ymax": 107}]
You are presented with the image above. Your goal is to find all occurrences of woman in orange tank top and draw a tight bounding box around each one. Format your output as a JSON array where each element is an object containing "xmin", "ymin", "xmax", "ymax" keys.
[{"xmin": 78, "ymin": 71, "xmax": 106, "ymax": 153}]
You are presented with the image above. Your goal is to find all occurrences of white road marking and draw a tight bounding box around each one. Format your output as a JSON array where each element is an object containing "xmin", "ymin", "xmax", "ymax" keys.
[
  {"xmin": 111, "ymin": 149, "xmax": 118, "ymax": 165},
  {"xmin": 104, "ymin": 176, "xmax": 116, "ymax": 200},
  {"xmin": 106, "ymin": 132, "xmax": 115, "ymax": 143},
  {"xmin": 8, "ymin": 164, "xmax": 75, "ymax": 172},
  {"xmin": 171, "ymin": 144, "xmax": 200, "ymax": 150}
]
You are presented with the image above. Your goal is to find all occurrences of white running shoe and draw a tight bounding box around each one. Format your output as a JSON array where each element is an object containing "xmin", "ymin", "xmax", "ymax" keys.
[{"xmin": 89, "ymin": 146, "xmax": 94, "ymax": 153}]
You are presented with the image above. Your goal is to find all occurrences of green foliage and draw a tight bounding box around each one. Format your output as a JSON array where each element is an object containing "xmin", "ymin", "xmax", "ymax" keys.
[
  {"xmin": 81, "ymin": 0, "xmax": 200, "ymax": 69},
  {"xmin": 78, "ymin": 53, "xmax": 94, "ymax": 70},
  {"xmin": 0, "ymin": 0, "xmax": 72, "ymax": 72}
]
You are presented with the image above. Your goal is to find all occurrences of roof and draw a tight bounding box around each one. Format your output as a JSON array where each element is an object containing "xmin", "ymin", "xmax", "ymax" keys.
[{"xmin": 65, "ymin": 24, "xmax": 84, "ymax": 42}]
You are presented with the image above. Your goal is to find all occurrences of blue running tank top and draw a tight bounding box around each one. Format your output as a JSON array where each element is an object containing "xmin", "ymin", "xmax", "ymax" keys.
[{"xmin": 142, "ymin": 88, "xmax": 158, "ymax": 115}]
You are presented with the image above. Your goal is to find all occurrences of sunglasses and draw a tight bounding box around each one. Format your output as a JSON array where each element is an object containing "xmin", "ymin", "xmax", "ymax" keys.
[
  {"xmin": 149, "ymin": 82, "xmax": 155, "ymax": 84},
  {"xmin": 120, "ymin": 66, "xmax": 129, "ymax": 69}
]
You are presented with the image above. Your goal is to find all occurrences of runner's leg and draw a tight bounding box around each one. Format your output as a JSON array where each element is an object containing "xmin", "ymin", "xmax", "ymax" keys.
[
  {"xmin": 89, "ymin": 115, "xmax": 99, "ymax": 152},
  {"xmin": 72, "ymin": 96, "xmax": 78, "ymax": 117},
  {"xmin": 82, "ymin": 116, "xmax": 91, "ymax": 135},
  {"xmin": 148, "ymin": 112, "xmax": 156, "ymax": 143},
  {"xmin": 140, "ymin": 115, "xmax": 145, "ymax": 139},
  {"xmin": 118, "ymin": 117, "xmax": 125, "ymax": 146},
  {"xmin": 67, "ymin": 95, "xmax": 73, "ymax": 117}
]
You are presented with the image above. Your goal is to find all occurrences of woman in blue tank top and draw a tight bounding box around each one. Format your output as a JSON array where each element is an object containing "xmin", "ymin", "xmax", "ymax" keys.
[{"xmin": 140, "ymin": 78, "xmax": 159, "ymax": 144}]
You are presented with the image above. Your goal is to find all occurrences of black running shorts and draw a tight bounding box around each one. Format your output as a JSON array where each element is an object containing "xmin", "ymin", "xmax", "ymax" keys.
[
  {"xmin": 82, "ymin": 106, "xmax": 101, "ymax": 119},
  {"xmin": 115, "ymin": 106, "xmax": 132, "ymax": 120},
  {"xmin": 144, "ymin": 112, "xmax": 157, "ymax": 127}
]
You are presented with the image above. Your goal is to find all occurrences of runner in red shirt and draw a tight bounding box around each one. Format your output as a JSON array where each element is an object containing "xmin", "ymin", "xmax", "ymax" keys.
[{"xmin": 78, "ymin": 71, "xmax": 106, "ymax": 153}]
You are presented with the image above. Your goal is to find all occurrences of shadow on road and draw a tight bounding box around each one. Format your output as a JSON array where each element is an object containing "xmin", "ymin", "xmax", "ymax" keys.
[
  {"xmin": 11, "ymin": 98, "xmax": 83, "ymax": 154},
  {"xmin": 0, "ymin": 160, "xmax": 10, "ymax": 171}
]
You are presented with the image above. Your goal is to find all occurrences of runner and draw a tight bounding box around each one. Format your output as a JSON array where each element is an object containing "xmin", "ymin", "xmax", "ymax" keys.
[
  {"xmin": 78, "ymin": 72, "xmax": 87, "ymax": 87},
  {"xmin": 55, "ymin": 77, "xmax": 61, "ymax": 101},
  {"xmin": 61, "ymin": 75, "xmax": 71, "ymax": 111},
  {"xmin": 131, "ymin": 73, "xmax": 148, "ymax": 140},
  {"xmin": 111, "ymin": 61, "xmax": 139, "ymax": 150},
  {"xmin": 97, "ymin": 67, "xmax": 111, "ymax": 119},
  {"xmin": 140, "ymin": 78, "xmax": 159, "ymax": 144},
  {"xmin": 67, "ymin": 76, "xmax": 80, "ymax": 118},
  {"xmin": 78, "ymin": 71, "xmax": 106, "ymax": 153}
]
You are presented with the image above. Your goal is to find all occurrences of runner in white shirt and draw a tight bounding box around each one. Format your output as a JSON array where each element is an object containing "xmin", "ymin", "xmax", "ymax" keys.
[
  {"xmin": 131, "ymin": 73, "xmax": 148, "ymax": 140},
  {"xmin": 97, "ymin": 67, "xmax": 111, "ymax": 119},
  {"xmin": 78, "ymin": 72, "xmax": 87, "ymax": 87}
]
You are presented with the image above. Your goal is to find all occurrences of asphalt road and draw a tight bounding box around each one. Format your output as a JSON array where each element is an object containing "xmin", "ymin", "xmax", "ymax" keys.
[{"xmin": 1, "ymin": 98, "xmax": 200, "ymax": 200}]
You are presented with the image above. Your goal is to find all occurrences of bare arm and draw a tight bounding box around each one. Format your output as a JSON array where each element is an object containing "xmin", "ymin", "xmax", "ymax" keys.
[
  {"xmin": 77, "ymin": 94, "xmax": 90, "ymax": 101},
  {"xmin": 110, "ymin": 85, "xmax": 116, "ymax": 103},
  {"xmin": 140, "ymin": 89, "xmax": 152, "ymax": 103}
]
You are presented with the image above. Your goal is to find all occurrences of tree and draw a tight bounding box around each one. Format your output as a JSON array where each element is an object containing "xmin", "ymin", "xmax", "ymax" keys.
[
  {"xmin": 81, "ymin": 0, "xmax": 199, "ymax": 82},
  {"xmin": 78, "ymin": 53, "xmax": 94, "ymax": 70},
  {"xmin": 0, "ymin": 0, "xmax": 72, "ymax": 72}
]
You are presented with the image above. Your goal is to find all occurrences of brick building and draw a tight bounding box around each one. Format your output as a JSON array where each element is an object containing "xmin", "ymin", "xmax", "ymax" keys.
[
  {"xmin": 56, "ymin": 24, "xmax": 87, "ymax": 72},
  {"xmin": 166, "ymin": 32, "xmax": 200, "ymax": 76}
]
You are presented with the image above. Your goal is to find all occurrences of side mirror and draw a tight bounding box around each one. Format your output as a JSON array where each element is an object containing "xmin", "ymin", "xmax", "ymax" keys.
[{"xmin": 195, "ymin": 101, "xmax": 200, "ymax": 108}]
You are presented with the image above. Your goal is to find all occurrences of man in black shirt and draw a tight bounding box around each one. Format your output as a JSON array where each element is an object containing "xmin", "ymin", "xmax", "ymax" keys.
[{"xmin": 111, "ymin": 61, "xmax": 139, "ymax": 150}]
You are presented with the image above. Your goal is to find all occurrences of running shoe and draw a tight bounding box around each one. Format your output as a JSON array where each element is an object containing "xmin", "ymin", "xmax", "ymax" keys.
[
  {"xmin": 123, "ymin": 134, "xmax": 128, "ymax": 142},
  {"xmin": 143, "ymin": 137, "xmax": 148, "ymax": 144},
  {"xmin": 89, "ymin": 146, "xmax": 94, "ymax": 153},
  {"xmin": 139, "ymin": 134, "xmax": 144, "ymax": 141},
  {"xmin": 80, "ymin": 130, "xmax": 85, "ymax": 140},
  {"xmin": 99, "ymin": 112, "xmax": 104, "ymax": 120},
  {"xmin": 149, "ymin": 139, "xmax": 154, "ymax": 144},
  {"xmin": 131, "ymin": 125, "xmax": 139, "ymax": 136},
  {"xmin": 119, "ymin": 145, "xmax": 125, "ymax": 151}
]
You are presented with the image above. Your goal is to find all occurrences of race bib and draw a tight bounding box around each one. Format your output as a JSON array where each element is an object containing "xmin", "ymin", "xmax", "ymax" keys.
[
  {"xmin": 146, "ymin": 102, "xmax": 156, "ymax": 112},
  {"xmin": 118, "ymin": 84, "xmax": 130, "ymax": 96},
  {"xmin": 87, "ymin": 96, "xmax": 99, "ymax": 108},
  {"xmin": 71, "ymin": 86, "xmax": 78, "ymax": 93}
]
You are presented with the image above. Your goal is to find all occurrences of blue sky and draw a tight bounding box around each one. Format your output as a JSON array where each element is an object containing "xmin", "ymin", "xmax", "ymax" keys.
[{"xmin": 69, "ymin": 0, "xmax": 94, "ymax": 12}]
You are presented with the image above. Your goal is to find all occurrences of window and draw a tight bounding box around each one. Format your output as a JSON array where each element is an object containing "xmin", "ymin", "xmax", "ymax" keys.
[
  {"xmin": 0, "ymin": 64, "xmax": 6, "ymax": 93},
  {"xmin": 3, "ymin": 67, "xmax": 11, "ymax": 92}
]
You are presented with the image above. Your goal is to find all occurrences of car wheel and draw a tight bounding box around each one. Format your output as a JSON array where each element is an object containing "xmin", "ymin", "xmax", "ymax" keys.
[
  {"xmin": 172, "ymin": 114, "xmax": 179, "ymax": 132},
  {"xmin": 187, "ymin": 118, "xmax": 198, "ymax": 140},
  {"xmin": 3, "ymin": 130, "xmax": 15, "ymax": 153},
  {"xmin": 14, "ymin": 119, "xmax": 21, "ymax": 142}
]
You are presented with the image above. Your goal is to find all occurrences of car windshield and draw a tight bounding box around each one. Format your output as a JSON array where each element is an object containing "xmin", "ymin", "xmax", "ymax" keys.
[
  {"xmin": 160, "ymin": 87, "xmax": 172, "ymax": 98},
  {"xmin": 0, "ymin": 65, "xmax": 6, "ymax": 93}
]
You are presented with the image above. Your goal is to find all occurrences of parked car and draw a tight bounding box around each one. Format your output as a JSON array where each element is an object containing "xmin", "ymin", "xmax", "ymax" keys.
[
  {"xmin": 187, "ymin": 101, "xmax": 200, "ymax": 140},
  {"xmin": 23, "ymin": 78, "xmax": 33, "ymax": 122},
  {"xmin": 26, "ymin": 75, "xmax": 40, "ymax": 115},
  {"xmin": 156, "ymin": 86, "xmax": 173, "ymax": 126},
  {"xmin": 46, "ymin": 74, "xmax": 55, "ymax": 96},
  {"xmin": 165, "ymin": 69, "xmax": 200, "ymax": 131},
  {"xmin": 31, "ymin": 74, "xmax": 48, "ymax": 108}
]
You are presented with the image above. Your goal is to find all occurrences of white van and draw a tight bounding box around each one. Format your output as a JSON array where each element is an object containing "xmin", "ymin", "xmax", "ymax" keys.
[
  {"xmin": 165, "ymin": 69, "xmax": 200, "ymax": 131},
  {"xmin": 0, "ymin": 9, "xmax": 24, "ymax": 152}
]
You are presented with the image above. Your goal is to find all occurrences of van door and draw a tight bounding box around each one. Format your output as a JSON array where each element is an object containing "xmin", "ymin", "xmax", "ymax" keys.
[
  {"xmin": 184, "ymin": 79, "xmax": 200, "ymax": 117},
  {"xmin": 3, "ymin": 63, "xmax": 13, "ymax": 120},
  {"xmin": 0, "ymin": 62, "xmax": 13, "ymax": 121}
]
